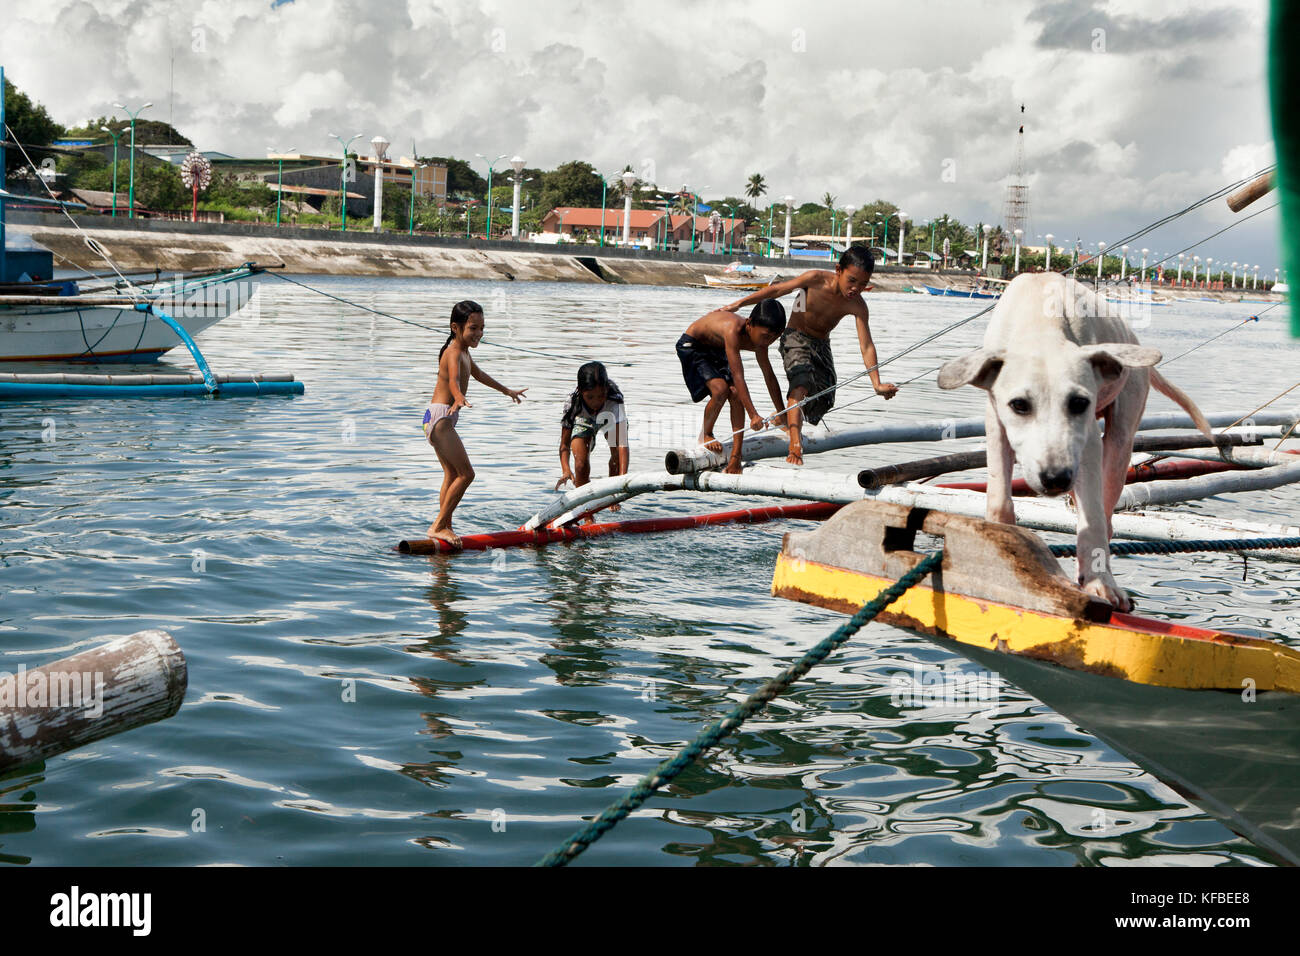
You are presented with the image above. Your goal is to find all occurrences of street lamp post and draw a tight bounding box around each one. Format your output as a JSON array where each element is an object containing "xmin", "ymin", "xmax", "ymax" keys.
[
  {"xmin": 1044, "ymin": 233, "xmax": 1053, "ymax": 271},
  {"xmin": 783, "ymin": 195, "xmax": 794, "ymax": 259},
  {"xmin": 113, "ymin": 100, "xmax": 153, "ymax": 220},
  {"xmin": 329, "ymin": 132, "xmax": 364, "ymax": 231},
  {"xmin": 475, "ymin": 152, "xmax": 507, "ymax": 238},
  {"xmin": 1177, "ymin": 253, "xmax": 1185, "ymax": 284},
  {"xmin": 1096, "ymin": 241, "xmax": 1107, "ymax": 288},
  {"xmin": 1119, "ymin": 244, "xmax": 1128, "ymax": 281},
  {"xmin": 1253, "ymin": 264, "xmax": 1259, "ymax": 289},
  {"xmin": 510, "ymin": 156, "xmax": 526, "ymax": 239},
  {"xmin": 408, "ymin": 140, "xmax": 423, "ymax": 236},
  {"xmin": 722, "ymin": 204, "xmax": 738, "ymax": 255},
  {"xmin": 1192, "ymin": 256, "xmax": 1199, "ymax": 285},
  {"xmin": 1205, "ymin": 257, "xmax": 1213, "ymax": 288},
  {"xmin": 981, "ymin": 224, "xmax": 992, "ymax": 271},
  {"xmin": 1141, "ymin": 247, "xmax": 1149, "ymax": 282},
  {"xmin": 843, "ymin": 204, "xmax": 856, "ymax": 251},
  {"xmin": 267, "ymin": 145, "xmax": 294, "ymax": 227},
  {"xmin": 620, "ymin": 170, "xmax": 636, "ymax": 246},
  {"xmin": 897, "ymin": 212, "xmax": 908, "ymax": 265},
  {"xmin": 1013, "ymin": 227, "xmax": 1023, "ymax": 273},
  {"xmin": 100, "ymin": 126, "xmax": 121, "ymax": 218},
  {"xmin": 370, "ymin": 135, "xmax": 389, "ymax": 233}
]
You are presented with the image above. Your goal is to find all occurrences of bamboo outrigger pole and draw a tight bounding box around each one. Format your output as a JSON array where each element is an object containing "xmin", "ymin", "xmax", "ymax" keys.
[{"xmin": 664, "ymin": 408, "xmax": 1300, "ymax": 475}]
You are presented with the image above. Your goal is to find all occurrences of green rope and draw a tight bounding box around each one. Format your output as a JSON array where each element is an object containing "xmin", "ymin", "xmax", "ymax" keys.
[{"xmin": 535, "ymin": 550, "xmax": 944, "ymax": 867}]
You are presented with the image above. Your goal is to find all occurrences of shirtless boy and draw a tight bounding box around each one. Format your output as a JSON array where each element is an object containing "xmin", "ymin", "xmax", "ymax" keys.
[
  {"xmin": 723, "ymin": 246, "xmax": 898, "ymax": 464},
  {"xmin": 674, "ymin": 300, "xmax": 787, "ymax": 473}
]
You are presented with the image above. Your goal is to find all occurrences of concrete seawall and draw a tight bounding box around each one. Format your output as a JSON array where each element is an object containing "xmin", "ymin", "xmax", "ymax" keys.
[
  {"xmin": 7, "ymin": 212, "xmax": 926, "ymax": 290},
  {"xmin": 7, "ymin": 213, "xmax": 1281, "ymax": 302}
]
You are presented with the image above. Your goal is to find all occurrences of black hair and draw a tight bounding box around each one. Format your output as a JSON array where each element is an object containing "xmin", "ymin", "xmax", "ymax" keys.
[
  {"xmin": 838, "ymin": 245, "xmax": 875, "ymax": 273},
  {"xmin": 576, "ymin": 361, "xmax": 609, "ymax": 391},
  {"xmin": 440, "ymin": 299, "xmax": 483, "ymax": 359},
  {"xmin": 748, "ymin": 298, "xmax": 787, "ymax": 334}
]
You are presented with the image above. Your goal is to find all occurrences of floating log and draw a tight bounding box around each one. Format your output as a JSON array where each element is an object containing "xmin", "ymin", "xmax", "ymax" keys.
[
  {"xmin": 664, "ymin": 408, "xmax": 1300, "ymax": 474},
  {"xmin": 1226, "ymin": 170, "xmax": 1276, "ymax": 212},
  {"xmin": 397, "ymin": 501, "xmax": 842, "ymax": 554},
  {"xmin": 857, "ymin": 432, "xmax": 1264, "ymax": 489},
  {"xmin": 0, "ymin": 630, "xmax": 187, "ymax": 773}
]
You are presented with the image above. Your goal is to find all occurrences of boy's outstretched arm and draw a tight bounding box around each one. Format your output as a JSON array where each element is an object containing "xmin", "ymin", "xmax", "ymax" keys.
[
  {"xmin": 470, "ymin": 358, "xmax": 527, "ymax": 402},
  {"xmin": 721, "ymin": 270, "xmax": 820, "ymax": 313},
  {"xmin": 853, "ymin": 304, "xmax": 899, "ymax": 399}
]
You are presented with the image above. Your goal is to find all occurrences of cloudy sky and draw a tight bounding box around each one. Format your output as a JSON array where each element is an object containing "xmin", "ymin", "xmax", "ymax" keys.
[{"xmin": 2, "ymin": 0, "xmax": 1282, "ymax": 273}]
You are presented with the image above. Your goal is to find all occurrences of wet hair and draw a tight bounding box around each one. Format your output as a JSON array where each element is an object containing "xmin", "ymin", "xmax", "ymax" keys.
[
  {"xmin": 577, "ymin": 361, "xmax": 609, "ymax": 391},
  {"xmin": 748, "ymin": 298, "xmax": 787, "ymax": 334},
  {"xmin": 440, "ymin": 299, "xmax": 483, "ymax": 360},
  {"xmin": 838, "ymin": 245, "xmax": 875, "ymax": 273}
]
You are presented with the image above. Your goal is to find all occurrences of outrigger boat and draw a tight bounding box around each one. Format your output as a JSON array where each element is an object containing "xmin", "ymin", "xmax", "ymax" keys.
[
  {"xmin": 773, "ymin": 500, "xmax": 1300, "ymax": 866},
  {"xmin": 0, "ymin": 260, "xmax": 266, "ymax": 362},
  {"xmin": 397, "ymin": 401, "xmax": 1300, "ymax": 862}
]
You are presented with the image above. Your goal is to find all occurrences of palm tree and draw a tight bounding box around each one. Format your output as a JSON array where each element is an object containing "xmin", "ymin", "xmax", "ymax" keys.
[
  {"xmin": 745, "ymin": 173, "xmax": 767, "ymax": 202},
  {"xmin": 822, "ymin": 192, "xmax": 836, "ymax": 209}
]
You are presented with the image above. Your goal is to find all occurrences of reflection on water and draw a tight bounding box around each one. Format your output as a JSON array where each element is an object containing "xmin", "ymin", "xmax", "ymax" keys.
[{"xmin": 0, "ymin": 277, "xmax": 1293, "ymax": 865}]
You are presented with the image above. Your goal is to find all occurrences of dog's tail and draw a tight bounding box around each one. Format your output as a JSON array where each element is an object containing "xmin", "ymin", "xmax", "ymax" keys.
[{"xmin": 1150, "ymin": 368, "xmax": 1214, "ymax": 438}]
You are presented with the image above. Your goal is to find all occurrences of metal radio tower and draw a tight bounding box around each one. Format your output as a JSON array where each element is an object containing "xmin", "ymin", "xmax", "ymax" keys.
[{"xmin": 1002, "ymin": 103, "xmax": 1030, "ymax": 238}]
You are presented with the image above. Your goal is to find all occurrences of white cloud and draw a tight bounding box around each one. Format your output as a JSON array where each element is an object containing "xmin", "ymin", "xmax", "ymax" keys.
[{"xmin": 0, "ymin": 0, "xmax": 1282, "ymax": 268}]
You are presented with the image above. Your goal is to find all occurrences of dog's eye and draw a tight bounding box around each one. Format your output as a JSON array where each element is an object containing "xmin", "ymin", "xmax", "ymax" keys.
[
  {"xmin": 1067, "ymin": 395, "xmax": 1091, "ymax": 415},
  {"xmin": 1009, "ymin": 398, "xmax": 1032, "ymax": 416}
]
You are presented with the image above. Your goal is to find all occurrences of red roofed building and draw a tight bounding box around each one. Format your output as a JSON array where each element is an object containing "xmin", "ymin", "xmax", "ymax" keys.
[{"xmin": 539, "ymin": 207, "xmax": 746, "ymax": 249}]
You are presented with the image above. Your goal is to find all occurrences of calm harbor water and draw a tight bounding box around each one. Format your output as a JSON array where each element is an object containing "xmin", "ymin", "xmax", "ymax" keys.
[{"xmin": 0, "ymin": 276, "xmax": 1296, "ymax": 866}]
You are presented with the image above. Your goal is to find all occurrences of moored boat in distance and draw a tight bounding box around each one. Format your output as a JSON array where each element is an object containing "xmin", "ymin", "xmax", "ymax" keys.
[{"xmin": 0, "ymin": 259, "xmax": 265, "ymax": 362}]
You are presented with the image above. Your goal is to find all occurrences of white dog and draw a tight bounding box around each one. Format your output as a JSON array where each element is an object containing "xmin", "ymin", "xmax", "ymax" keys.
[{"xmin": 938, "ymin": 273, "xmax": 1212, "ymax": 610}]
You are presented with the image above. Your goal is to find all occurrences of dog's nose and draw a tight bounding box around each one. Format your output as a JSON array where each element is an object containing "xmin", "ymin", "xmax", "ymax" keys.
[{"xmin": 1039, "ymin": 468, "xmax": 1074, "ymax": 492}]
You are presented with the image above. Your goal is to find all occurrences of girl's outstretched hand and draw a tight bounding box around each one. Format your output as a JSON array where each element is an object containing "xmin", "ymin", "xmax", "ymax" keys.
[
  {"xmin": 506, "ymin": 387, "xmax": 528, "ymax": 404},
  {"xmin": 555, "ymin": 474, "xmax": 572, "ymax": 490},
  {"xmin": 450, "ymin": 397, "xmax": 472, "ymax": 413}
]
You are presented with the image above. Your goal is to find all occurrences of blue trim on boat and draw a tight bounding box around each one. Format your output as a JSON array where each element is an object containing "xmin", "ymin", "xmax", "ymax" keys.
[{"xmin": 0, "ymin": 381, "xmax": 304, "ymax": 399}]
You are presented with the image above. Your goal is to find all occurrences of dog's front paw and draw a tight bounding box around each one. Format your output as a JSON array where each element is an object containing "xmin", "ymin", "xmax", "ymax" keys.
[{"xmin": 1080, "ymin": 572, "xmax": 1132, "ymax": 611}]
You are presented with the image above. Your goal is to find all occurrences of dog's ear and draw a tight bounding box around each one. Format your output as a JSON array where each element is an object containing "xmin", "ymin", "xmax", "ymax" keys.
[
  {"xmin": 1085, "ymin": 343, "xmax": 1162, "ymax": 382},
  {"xmin": 938, "ymin": 349, "xmax": 1004, "ymax": 390}
]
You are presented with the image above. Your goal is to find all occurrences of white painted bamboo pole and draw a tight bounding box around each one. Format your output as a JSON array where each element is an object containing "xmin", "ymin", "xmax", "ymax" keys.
[
  {"xmin": 0, "ymin": 630, "xmax": 187, "ymax": 772},
  {"xmin": 664, "ymin": 408, "xmax": 1300, "ymax": 474},
  {"xmin": 1115, "ymin": 457, "xmax": 1300, "ymax": 509},
  {"xmin": 525, "ymin": 469, "xmax": 866, "ymax": 529},
  {"xmin": 524, "ymin": 467, "xmax": 1300, "ymax": 560},
  {"xmin": 1145, "ymin": 446, "xmax": 1298, "ymax": 468}
]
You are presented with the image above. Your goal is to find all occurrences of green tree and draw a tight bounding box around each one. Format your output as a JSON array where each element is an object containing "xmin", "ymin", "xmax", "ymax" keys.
[
  {"xmin": 3, "ymin": 77, "xmax": 61, "ymax": 177},
  {"xmin": 66, "ymin": 116, "xmax": 192, "ymax": 147},
  {"xmin": 745, "ymin": 173, "xmax": 767, "ymax": 202},
  {"xmin": 538, "ymin": 160, "xmax": 604, "ymax": 210}
]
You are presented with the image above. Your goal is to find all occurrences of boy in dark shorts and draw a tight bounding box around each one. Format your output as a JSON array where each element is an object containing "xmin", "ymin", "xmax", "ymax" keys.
[
  {"xmin": 557, "ymin": 361, "xmax": 629, "ymax": 498},
  {"xmin": 674, "ymin": 300, "xmax": 787, "ymax": 473},
  {"xmin": 722, "ymin": 246, "xmax": 898, "ymax": 464}
]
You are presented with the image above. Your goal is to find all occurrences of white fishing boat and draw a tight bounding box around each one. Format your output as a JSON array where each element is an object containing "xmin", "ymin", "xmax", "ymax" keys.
[{"xmin": 0, "ymin": 256, "xmax": 264, "ymax": 362}]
